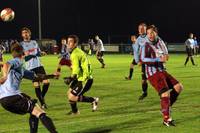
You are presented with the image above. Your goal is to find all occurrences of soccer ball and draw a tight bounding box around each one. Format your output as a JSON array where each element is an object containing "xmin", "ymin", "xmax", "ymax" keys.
[{"xmin": 0, "ymin": 8, "xmax": 15, "ymax": 22}]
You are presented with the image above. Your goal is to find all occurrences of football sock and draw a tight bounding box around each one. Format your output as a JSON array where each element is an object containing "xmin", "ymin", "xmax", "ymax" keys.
[
  {"xmin": 42, "ymin": 83, "xmax": 50, "ymax": 98},
  {"xmin": 29, "ymin": 115, "xmax": 39, "ymax": 133},
  {"xmin": 98, "ymin": 58, "xmax": 105, "ymax": 65},
  {"xmin": 78, "ymin": 95, "xmax": 94, "ymax": 103},
  {"xmin": 161, "ymin": 97, "xmax": 170, "ymax": 122},
  {"xmin": 184, "ymin": 57, "xmax": 189, "ymax": 65},
  {"xmin": 170, "ymin": 89, "xmax": 179, "ymax": 106},
  {"xmin": 129, "ymin": 68, "xmax": 133, "ymax": 78},
  {"xmin": 35, "ymin": 87, "xmax": 44, "ymax": 105},
  {"xmin": 39, "ymin": 113, "xmax": 57, "ymax": 133},
  {"xmin": 69, "ymin": 100, "xmax": 78, "ymax": 113},
  {"xmin": 57, "ymin": 68, "xmax": 61, "ymax": 72},
  {"xmin": 190, "ymin": 57, "xmax": 195, "ymax": 65},
  {"xmin": 142, "ymin": 82, "xmax": 148, "ymax": 94}
]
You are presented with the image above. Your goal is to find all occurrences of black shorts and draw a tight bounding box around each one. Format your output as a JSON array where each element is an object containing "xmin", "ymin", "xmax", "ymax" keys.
[
  {"xmin": 97, "ymin": 51, "xmax": 104, "ymax": 57},
  {"xmin": 141, "ymin": 64, "xmax": 147, "ymax": 80},
  {"xmin": 131, "ymin": 59, "xmax": 137, "ymax": 65},
  {"xmin": 71, "ymin": 79, "xmax": 93, "ymax": 96},
  {"xmin": 31, "ymin": 66, "xmax": 46, "ymax": 82},
  {"xmin": 186, "ymin": 47, "xmax": 193, "ymax": 56},
  {"xmin": 0, "ymin": 93, "xmax": 37, "ymax": 115}
]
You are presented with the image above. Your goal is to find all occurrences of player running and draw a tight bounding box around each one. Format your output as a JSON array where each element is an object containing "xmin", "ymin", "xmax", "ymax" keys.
[
  {"xmin": 64, "ymin": 35, "xmax": 99, "ymax": 115},
  {"xmin": 140, "ymin": 25, "xmax": 183, "ymax": 126},
  {"xmin": 125, "ymin": 35, "xmax": 138, "ymax": 80},
  {"xmin": 95, "ymin": 35, "xmax": 106, "ymax": 68},
  {"xmin": 20, "ymin": 27, "xmax": 49, "ymax": 109},
  {"xmin": 0, "ymin": 43, "xmax": 58, "ymax": 133},
  {"xmin": 56, "ymin": 37, "xmax": 72, "ymax": 76}
]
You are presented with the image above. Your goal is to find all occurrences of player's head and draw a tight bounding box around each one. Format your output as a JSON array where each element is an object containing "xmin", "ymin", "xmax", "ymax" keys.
[
  {"xmin": 138, "ymin": 23, "xmax": 147, "ymax": 35},
  {"xmin": 21, "ymin": 27, "xmax": 31, "ymax": 41},
  {"xmin": 147, "ymin": 25, "xmax": 158, "ymax": 42},
  {"xmin": 131, "ymin": 35, "xmax": 137, "ymax": 43},
  {"xmin": 67, "ymin": 35, "xmax": 79, "ymax": 50},
  {"xmin": 11, "ymin": 42, "xmax": 24, "ymax": 58},
  {"xmin": 95, "ymin": 35, "xmax": 99, "ymax": 40},
  {"xmin": 189, "ymin": 33, "xmax": 193, "ymax": 39},
  {"xmin": 61, "ymin": 37, "xmax": 67, "ymax": 45}
]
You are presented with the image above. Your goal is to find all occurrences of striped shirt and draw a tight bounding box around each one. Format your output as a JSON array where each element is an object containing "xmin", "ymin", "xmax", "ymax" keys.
[{"xmin": 140, "ymin": 38, "xmax": 168, "ymax": 78}]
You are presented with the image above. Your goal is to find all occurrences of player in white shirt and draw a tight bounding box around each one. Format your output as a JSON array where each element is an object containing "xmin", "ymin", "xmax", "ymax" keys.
[
  {"xmin": 95, "ymin": 35, "xmax": 105, "ymax": 68},
  {"xmin": 184, "ymin": 33, "xmax": 196, "ymax": 66}
]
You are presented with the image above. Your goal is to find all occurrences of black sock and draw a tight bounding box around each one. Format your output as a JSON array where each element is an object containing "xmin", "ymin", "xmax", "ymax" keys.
[
  {"xmin": 98, "ymin": 59, "xmax": 105, "ymax": 65},
  {"xmin": 142, "ymin": 82, "xmax": 148, "ymax": 95},
  {"xmin": 39, "ymin": 113, "xmax": 57, "ymax": 133},
  {"xmin": 69, "ymin": 100, "xmax": 78, "ymax": 113},
  {"xmin": 190, "ymin": 57, "xmax": 195, "ymax": 65},
  {"xmin": 35, "ymin": 87, "xmax": 44, "ymax": 105},
  {"xmin": 57, "ymin": 68, "xmax": 61, "ymax": 72},
  {"xmin": 78, "ymin": 95, "xmax": 94, "ymax": 103},
  {"xmin": 42, "ymin": 83, "xmax": 50, "ymax": 98},
  {"xmin": 184, "ymin": 57, "xmax": 189, "ymax": 65},
  {"xmin": 170, "ymin": 89, "xmax": 179, "ymax": 106},
  {"xmin": 29, "ymin": 115, "xmax": 39, "ymax": 133},
  {"xmin": 129, "ymin": 68, "xmax": 133, "ymax": 78}
]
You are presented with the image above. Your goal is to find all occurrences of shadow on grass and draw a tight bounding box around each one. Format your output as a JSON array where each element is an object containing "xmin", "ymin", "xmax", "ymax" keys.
[
  {"xmin": 75, "ymin": 128, "xmax": 112, "ymax": 133},
  {"xmin": 74, "ymin": 117, "xmax": 160, "ymax": 133}
]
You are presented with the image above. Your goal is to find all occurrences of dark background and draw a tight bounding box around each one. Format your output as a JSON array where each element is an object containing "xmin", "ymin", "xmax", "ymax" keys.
[{"xmin": 0, "ymin": 0, "xmax": 200, "ymax": 43}]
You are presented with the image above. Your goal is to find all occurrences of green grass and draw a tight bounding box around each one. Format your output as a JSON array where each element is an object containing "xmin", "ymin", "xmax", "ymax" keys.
[{"xmin": 0, "ymin": 54, "xmax": 200, "ymax": 133}]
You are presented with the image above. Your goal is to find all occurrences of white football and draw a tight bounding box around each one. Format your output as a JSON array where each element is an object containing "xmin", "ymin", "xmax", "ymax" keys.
[{"xmin": 0, "ymin": 8, "xmax": 15, "ymax": 22}]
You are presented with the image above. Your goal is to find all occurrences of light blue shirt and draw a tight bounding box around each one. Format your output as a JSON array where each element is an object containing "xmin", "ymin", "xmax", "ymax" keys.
[
  {"xmin": 132, "ymin": 43, "xmax": 139, "ymax": 63},
  {"xmin": 134, "ymin": 34, "xmax": 149, "ymax": 63},
  {"xmin": 60, "ymin": 45, "xmax": 70, "ymax": 60},
  {"xmin": 0, "ymin": 58, "xmax": 35, "ymax": 99},
  {"xmin": 21, "ymin": 40, "xmax": 42, "ymax": 70}
]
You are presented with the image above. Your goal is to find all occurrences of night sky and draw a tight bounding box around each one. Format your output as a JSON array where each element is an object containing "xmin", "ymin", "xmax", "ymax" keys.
[{"xmin": 0, "ymin": 0, "xmax": 200, "ymax": 43}]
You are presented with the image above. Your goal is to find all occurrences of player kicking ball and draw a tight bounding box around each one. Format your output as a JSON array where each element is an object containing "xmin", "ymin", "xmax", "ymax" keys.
[
  {"xmin": 140, "ymin": 25, "xmax": 183, "ymax": 126},
  {"xmin": 0, "ymin": 43, "xmax": 58, "ymax": 133},
  {"xmin": 64, "ymin": 35, "xmax": 99, "ymax": 115}
]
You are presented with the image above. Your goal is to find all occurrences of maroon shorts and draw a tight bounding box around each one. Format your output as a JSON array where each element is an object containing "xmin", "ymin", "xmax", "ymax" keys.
[
  {"xmin": 59, "ymin": 58, "xmax": 72, "ymax": 67},
  {"xmin": 148, "ymin": 71, "xmax": 179, "ymax": 95}
]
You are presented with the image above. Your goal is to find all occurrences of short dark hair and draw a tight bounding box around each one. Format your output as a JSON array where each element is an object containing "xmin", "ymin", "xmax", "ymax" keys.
[
  {"xmin": 11, "ymin": 43, "xmax": 24, "ymax": 57},
  {"xmin": 68, "ymin": 35, "xmax": 79, "ymax": 44},
  {"xmin": 21, "ymin": 27, "xmax": 31, "ymax": 35},
  {"xmin": 147, "ymin": 25, "xmax": 158, "ymax": 33},
  {"xmin": 61, "ymin": 37, "xmax": 66, "ymax": 41},
  {"xmin": 139, "ymin": 22, "xmax": 147, "ymax": 27}
]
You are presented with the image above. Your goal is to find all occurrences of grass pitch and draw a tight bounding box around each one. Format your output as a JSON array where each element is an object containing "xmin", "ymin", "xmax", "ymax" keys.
[{"xmin": 0, "ymin": 54, "xmax": 199, "ymax": 133}]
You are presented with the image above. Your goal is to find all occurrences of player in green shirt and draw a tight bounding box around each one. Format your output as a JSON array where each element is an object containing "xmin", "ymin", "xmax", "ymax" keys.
[{"xmin": 64, "ymin": 35, "xmax": 99, "ymax": 115}]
